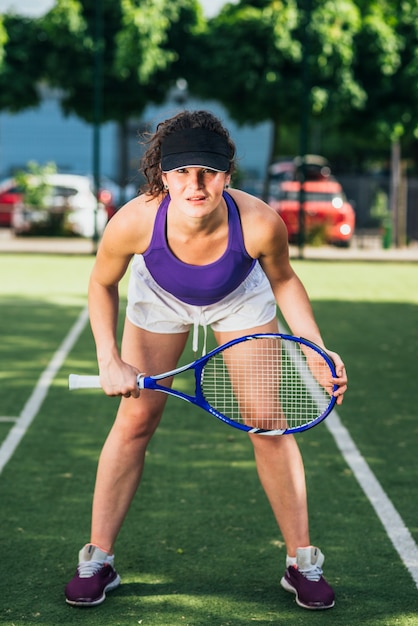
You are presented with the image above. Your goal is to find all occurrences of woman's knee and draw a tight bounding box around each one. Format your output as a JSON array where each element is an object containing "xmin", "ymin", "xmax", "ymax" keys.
[
  {"xmin": 114, "ymin": 400, "xmax": 164, "ymax": 442},
  {"xmin": 249, "ymin": 432, "xmax": 297, "ymax": 455}
]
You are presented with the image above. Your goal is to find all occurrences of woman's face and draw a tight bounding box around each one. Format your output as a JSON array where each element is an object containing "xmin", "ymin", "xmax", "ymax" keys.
[{"xmin": 162, "ymin": 167, "xmax": 231, "ymax": 218}]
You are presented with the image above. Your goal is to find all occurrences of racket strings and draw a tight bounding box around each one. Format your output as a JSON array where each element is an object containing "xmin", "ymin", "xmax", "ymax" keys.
[{"xmin": 201, "ymin": 337, "xmax": 332, "ymax": 431}]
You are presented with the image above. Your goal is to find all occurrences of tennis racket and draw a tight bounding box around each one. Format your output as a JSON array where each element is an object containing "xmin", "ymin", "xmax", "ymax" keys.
[{"xmin": 69, "ymin": 333, "xmax": 337, "ymax": 436}]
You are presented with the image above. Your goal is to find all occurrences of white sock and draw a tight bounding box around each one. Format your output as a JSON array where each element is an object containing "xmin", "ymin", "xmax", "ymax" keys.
[{"xmin": 286, "ymin": 555, "xmax": 297, "ymax": 568}]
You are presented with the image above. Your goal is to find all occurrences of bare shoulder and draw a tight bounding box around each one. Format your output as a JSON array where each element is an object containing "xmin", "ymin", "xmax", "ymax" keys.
[
  {"xmin": 100, "ymin": 193, "xmax": 160, "ymax": 256},
  {"xmin": 227, "ymin": 187, "xmax": 282, "ymax": 224},
  {"xmin": 227, "ymin": 188, "xmax": 288, "ymax": 258}
]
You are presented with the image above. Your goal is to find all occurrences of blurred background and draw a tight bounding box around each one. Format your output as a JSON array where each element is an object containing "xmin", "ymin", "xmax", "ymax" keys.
[{"xmin": 0, "ymin": 0, "xmax": 417, "ymax": 247}]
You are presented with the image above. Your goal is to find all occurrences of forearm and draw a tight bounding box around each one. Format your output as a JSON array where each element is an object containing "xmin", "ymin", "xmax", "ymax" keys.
[
  {"xmin": 274, "ymin": 275, "xmax": 324, "ymax": 347},
  {"xmin": 88, "ymin": 276, "xmax": 140, "ymax": 398},
  {"xmin": 88, "ymin": 278, "xmax": 121, "ymax": 370},
  {"xmin": 274, "ymin": 272, "xmax": 348, "ymax": 403}
]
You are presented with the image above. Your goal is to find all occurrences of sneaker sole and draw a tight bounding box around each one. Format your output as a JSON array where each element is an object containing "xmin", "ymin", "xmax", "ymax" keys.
[
  {"xmin": 280, "ymin": 576, "xmax": 335, "ymax": 610},
  {"xmin": 66, "ymin": 574, "xmax": 121, "ymax": 607}
]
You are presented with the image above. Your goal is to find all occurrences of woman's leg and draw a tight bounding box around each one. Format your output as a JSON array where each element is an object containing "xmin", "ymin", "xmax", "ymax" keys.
[
  {"xmin": 249, "ymin": 433, "xmax": 309, "ymax": 556},
  {"xmin": 214, "ymin": 320, "xmax": 310, "ymax": 557},
  {"xmin": 90, "ymin": 320, "xmax": 189, "ymax": 554}
]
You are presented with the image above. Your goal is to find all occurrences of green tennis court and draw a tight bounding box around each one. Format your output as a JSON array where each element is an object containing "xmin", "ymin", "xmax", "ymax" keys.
[{"xmin": 0, "ymin": 254, "xmax": 417, "ymax": 625}]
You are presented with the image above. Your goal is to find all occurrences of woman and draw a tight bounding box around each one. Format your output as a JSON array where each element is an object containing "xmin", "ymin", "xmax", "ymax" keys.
[{"xmin": 65, "ymin": 110, "xmax": 347, "ymax": 610}]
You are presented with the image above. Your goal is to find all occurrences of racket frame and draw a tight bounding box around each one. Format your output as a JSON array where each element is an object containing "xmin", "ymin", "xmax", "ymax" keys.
[
  {"xmin": 69, "ymin": 333, "xmax": 337, "ymax": 435},
  {"xmin": 137, "ymin": 333, "xmax": 337, "ymax": 435}
]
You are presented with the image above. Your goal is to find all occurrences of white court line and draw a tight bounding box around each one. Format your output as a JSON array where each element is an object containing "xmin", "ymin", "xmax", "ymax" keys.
[
  {"xmin": 325, "ymin": 412, "xmax": 418, "ymax": 589},
  {"xmin": 0, "ymin": 306, "xmax": 89, "ymax": 476},
  {"xmin": 286, "ymin": 340, "xmax": 418, "ymax": 590}
]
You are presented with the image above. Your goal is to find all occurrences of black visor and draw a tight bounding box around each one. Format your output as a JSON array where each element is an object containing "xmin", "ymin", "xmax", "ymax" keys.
[{"xmin": 161, "ymin": 128, "xmax": 230, "ymax": 172}]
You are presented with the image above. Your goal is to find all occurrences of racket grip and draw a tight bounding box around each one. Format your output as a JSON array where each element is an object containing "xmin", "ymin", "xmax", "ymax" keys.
[{"xmin": 69, "ymin": 374, "xmax": 102, "ymax": 390}]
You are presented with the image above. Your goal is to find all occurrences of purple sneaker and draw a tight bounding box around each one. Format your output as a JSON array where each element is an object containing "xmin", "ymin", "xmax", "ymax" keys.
[
  {"xmin": 65, "ymin": 544, "xmax": 121, "ymax": 607},
  {"xmin": 280, "ymin": 546, "xmax": 335, "ymax": 610}
]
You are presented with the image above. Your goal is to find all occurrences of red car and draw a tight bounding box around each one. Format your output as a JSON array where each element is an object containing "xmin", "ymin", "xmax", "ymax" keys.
[
  {"xmin": 269, "ymin": 175, "xmax": 355, "ymax": 247},
  {"xmin": 0, "ymin": 179, "xmax": 21, "ymax": 227}
]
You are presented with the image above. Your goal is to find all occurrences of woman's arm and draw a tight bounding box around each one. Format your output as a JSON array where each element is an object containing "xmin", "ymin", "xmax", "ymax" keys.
[
  {"xmin": 232, "ymin": 189, "xmax": 348, "ymax": 403},
  {"xmin": 87, "ymin": 198, "xmax": 153, "ymax": 397},
  {"xmin": 263, "ymin": 231, "xmax": 348, "ymax": 403}
]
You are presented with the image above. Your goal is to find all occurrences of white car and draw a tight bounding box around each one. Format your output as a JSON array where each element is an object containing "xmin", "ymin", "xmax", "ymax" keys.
[{"xmin": 11, "ymin": 173, "xmax": 108, "ymax": 238}]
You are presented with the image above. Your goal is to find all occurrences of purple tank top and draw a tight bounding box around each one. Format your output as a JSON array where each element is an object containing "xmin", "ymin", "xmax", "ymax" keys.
[{"xmin": 143, "ymin": 191, "xmax": 256, "ymax": 306}]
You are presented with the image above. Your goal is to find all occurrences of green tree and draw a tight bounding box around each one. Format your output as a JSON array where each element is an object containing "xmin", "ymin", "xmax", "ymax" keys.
[
  {"xmin": 0, "ymin": 15, "xmax": 7, "ymax": 68},
  {"xmin": 39, "ymin": 0, "xmax": 203, "ymax": 192},
  {"xmin": 14, "ymin": 161, "xmax": 57, "ymax": 209},
  {"xmin": 188, "ymin": 0, "xmax": 365, "ymax": 184},
  {"xmin": 350, "ymin": 1, "xmax": 418, "ymax": 156},
  {"xmin": 0, "ymin": 14, "xmax": 47, "ymax": 111},
  {"xmin": 349, "ymin": 0, "xmax": 418, "ymax": 244},
  {"xmin": 40, "ymin": 0, "xmax": 200, "ymax": 123}
]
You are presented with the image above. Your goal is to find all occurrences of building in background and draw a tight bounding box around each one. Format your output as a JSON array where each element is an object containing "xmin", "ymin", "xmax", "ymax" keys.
[{"xmin": 0, "ymin": 90, "xmax": 271, "ymax": 201}]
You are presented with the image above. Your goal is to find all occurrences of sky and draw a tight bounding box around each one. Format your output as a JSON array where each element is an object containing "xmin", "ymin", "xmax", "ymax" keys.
[{"xmin": 0, "ymin": 0, "xmax": 236, "ymax": 18}]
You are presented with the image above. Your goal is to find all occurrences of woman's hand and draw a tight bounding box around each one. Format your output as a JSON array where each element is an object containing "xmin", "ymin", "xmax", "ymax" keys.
[
  {"xmin": 99, "ymin": 360, "xmax": 141, "ymax": 399},
  {"xmin": 325, "ymin": 349, "xmax": 348, "ymax": 405}
]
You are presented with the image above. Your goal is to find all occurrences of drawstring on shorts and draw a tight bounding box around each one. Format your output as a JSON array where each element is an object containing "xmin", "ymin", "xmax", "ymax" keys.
[{"xmin": 192, "ymin": 310, "xmax": 208, "ymax": 356}]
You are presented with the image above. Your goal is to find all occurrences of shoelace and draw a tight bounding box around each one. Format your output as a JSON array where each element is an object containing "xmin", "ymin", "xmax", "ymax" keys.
[
  {"xmin": 299, "ymin": 563, "xmax": 323, "ymax": 582},
  {"xmin": 77, "ymin": 559, "xmax": 106, "ymax": 578}
]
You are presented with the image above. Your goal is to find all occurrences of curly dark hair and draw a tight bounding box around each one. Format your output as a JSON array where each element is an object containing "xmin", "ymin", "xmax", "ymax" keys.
[{"xmin": 139, "ymin": 110, "xmax": 237, "ymax": 198}]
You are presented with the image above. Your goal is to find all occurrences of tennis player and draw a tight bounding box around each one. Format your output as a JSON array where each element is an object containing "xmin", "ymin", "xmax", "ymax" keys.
[{"xmin": 65, "ymin": 110, "xmax": 347, "ymax": 610}]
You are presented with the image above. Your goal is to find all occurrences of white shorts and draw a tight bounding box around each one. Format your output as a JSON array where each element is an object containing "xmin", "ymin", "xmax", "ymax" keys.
[{"xmin": 126, "ymin": 255, "xmax": 277, "ymax": 351}]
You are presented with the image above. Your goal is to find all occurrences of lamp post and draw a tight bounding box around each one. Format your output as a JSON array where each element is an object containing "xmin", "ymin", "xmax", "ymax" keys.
[
  {"xmin": 92, "ymin": 0, "xmax": 103, "ymax": 253},
  {"xmin": 298, "ymin": 0, "xmax": 312, "ymax": 260}
]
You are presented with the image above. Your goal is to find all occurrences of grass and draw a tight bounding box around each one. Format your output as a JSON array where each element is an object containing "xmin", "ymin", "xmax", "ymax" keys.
[{"xmin": 0, "ymin": 254, "xmax": 417, "ymax": 625}]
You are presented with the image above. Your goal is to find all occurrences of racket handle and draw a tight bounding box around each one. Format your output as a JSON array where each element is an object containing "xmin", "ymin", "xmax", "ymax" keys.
[
  {"xmin": 69, "ymin": 374, "xmax": 145, "ymax": 390},
  {"xmin": 69, "ymin": 374, "xmax": 101, "ymax": 390}
]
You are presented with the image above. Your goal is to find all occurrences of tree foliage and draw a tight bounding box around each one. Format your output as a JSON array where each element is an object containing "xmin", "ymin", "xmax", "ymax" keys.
[
  {"xmin": 187, "ymin": 1, "xmax": 302, "ymax": 126},
  {"xmin": 352, "ymin": 0, "xmax": 418, "ymax": 146},
  {"xmin": 0, "ymin": 14, "xmax": 46, "ymax": 111},
  {"xmin": 0, "ymin": 0, "xmax": 417, "ymax": 173},
  {"xmin": 184, "ymin": 0, "xmax": 418, "ymax": 170},
  {"xmin": 39, "ymin": 0, "xmax": 203, "ymax": 124},
  {"xmin": 185, "ymin": 0, "xmax": 367, "ymax": 168},
  {"xmin": 14, "ymin": 161, "xmax": 57, "ymax": 209},
  {"xmin": 0, "ymin": 15, "xmax": 7, "ymax": 68}
]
